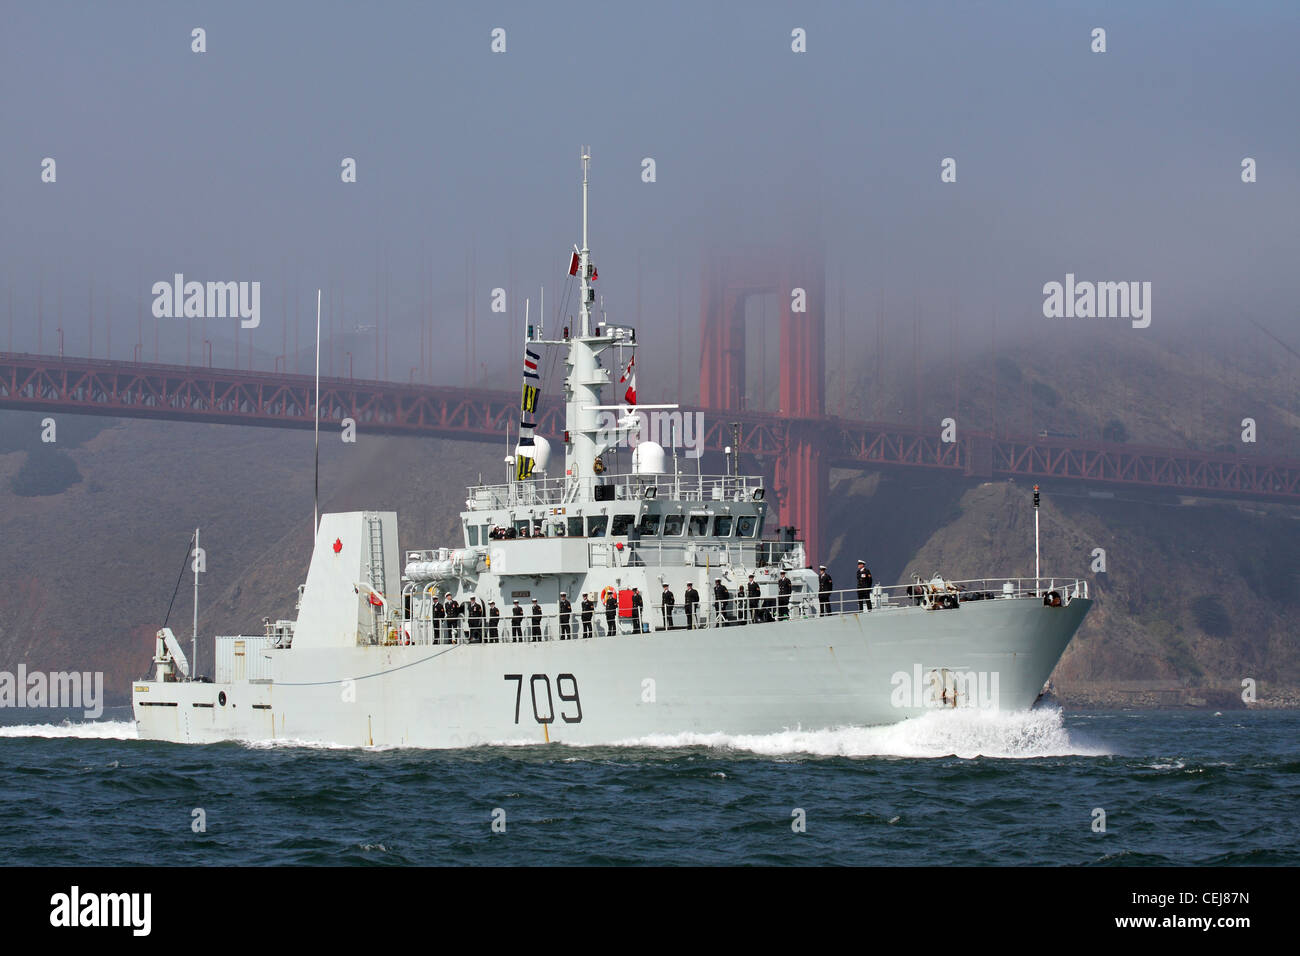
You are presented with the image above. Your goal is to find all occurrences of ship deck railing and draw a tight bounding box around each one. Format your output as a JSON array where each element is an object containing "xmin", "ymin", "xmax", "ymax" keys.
[
  {"xmin": 381, "ymin": 577, "xmax": 1088, "ymax": 646},
  {"xmin": 466, "ymin": 473, "xmax": 765, "ymax": 511}
]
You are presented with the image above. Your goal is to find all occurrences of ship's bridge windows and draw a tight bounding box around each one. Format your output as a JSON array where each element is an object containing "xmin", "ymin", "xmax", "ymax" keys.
[
  {"xmin": 468, "ymin": 526, "xmax": 479, "ymax": 546},
  {"xmin": 662, "ymin": 513, "xmax": 684, "ymax": 536},
  {"xmin": 588, "ymin": 515, "xmax": 608, "ymax": 537},
  {"xmin": 638, "ymin": 513, "xmax": 661, "ymax": 536},
  {"xmin": 712, "ymin": 515, "xmax": 733, "ymax": 537},
  {"xmin": 737, "ymin": 515, "xmax": 758, "ymax": 537},
  {"xmin": 567, "ymin": 517, "xmax": 584, "ymax": 537},
  {"xmin": 688, "ymin": 514, "xmax": 709, "ymax": 536},
  {"xmin": 611, "ymin": 514, "xmax": 636, "ymax": 536}
]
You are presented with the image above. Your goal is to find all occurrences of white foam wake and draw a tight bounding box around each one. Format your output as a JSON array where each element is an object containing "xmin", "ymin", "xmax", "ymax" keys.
[
  {"xmin": 0, "ymin": 711, "xmax": 1107, "ymax": 759},
  {"xmin": 607, "ymin": 708, "xmax": 1109, "ymax": 759},
  {"xmin": 237, "ymin": 736, "xmax": 399, "ymax": 751},
  {"xmin": 0, "ymin": 719, "xmax": 139, "ymax": 740}
]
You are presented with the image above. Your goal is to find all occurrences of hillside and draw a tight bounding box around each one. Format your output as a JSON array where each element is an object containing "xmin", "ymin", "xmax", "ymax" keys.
[
  {"xmin": 823, "ymin": 473, "xmax": 1300, "ymax": 707},
  {"xmin": 0, "ymin": 410, "xmax": 501, "ymax": 701}
]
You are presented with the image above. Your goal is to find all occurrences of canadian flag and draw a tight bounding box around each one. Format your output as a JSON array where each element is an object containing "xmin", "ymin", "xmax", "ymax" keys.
[{"xmin": 620, "ymin": 356, "xmax": 636, "ymax": 405}]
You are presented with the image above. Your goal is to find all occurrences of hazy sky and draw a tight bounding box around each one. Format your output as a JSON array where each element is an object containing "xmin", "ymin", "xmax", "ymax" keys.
[{"xmin": 2, "ymin": 1, "xmax": 1296, "ymax": 396}]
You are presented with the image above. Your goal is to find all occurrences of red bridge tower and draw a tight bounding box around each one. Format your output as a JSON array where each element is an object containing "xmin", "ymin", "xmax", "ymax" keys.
[{"xmin": 699, "ymin": 248, "xmax": 827, "ymax": 564}]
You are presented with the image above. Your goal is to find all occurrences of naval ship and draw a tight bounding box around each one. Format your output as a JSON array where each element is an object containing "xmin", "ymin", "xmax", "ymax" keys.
[{"xmin": 132, "ymin": 151, "xmax": 1092, "ymax": 747}]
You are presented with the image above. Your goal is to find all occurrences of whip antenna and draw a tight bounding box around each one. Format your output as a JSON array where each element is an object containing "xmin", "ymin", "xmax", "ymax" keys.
[{"xmin": 314, "ymin": 288, "xmax": 322, "ymax": 535}]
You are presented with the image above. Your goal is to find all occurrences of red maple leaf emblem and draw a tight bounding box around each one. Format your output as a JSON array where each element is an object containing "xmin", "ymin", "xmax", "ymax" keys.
[{"xmin": 332, "ymin": 538, "xmax": 343, "ymax": 553}]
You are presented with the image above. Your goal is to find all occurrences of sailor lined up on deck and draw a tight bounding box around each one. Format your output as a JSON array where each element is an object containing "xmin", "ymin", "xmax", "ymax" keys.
[
  {"xmin": 581, "ymin": 593, "xmax": 595, "ymax": 639},
  {"xmin": 856, "ymin": 560, "xmax": 873, "ymax": 612},
  {"xmin": 467, "ymin": 597, "xmax": 484, "ymax": 643},
  {"xmin": 713, "ymin": 579, "xmax": 730, "ymax": 623},
  {"xmin": 684, "ymin": 583, "xmax": 699, "ymax": 629},
  {"xmin": 604, "ymin": 590, "xmax": 618, "ymax": 635},
  {"xmin": 530, "ymin": 598, "xmax": 542, "ymax": 641},
  {"xmin": 559, "ymin": 592, "xmax": 573, "ymax": 640},
  {"xmin": 431, "ymin": 595, "xmax": 445, "ymax": 638},
  {"xmin": 631, "ymin": 588, "xmax": 644, "ymax": 633},
  {"xmin": 817, "ymin": 566, "xmax": 833, "ymax": 616},
  {"xmin": 511, "ymin": 600, "xmax": 524, "ymax": 640},
  {"xmin": 777, "ymin": 571, "xmax": 792, "ymax": 620},
  {"xmin": 661, "ymin": 584, "xmax": 675, "ymax": 629}
]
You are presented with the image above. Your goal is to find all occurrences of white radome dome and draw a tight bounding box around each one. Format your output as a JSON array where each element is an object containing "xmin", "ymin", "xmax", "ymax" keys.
[
  {"xmin": 514, "ymin": 435, "xmax": 552, "ymax": 473},
  {"xmin": 632, "ymin": 441, "xmax": 666, "ymax": 475},
  {"xmin": 531, "ymin": 435, "xmax": 552, "ymax": 473}
]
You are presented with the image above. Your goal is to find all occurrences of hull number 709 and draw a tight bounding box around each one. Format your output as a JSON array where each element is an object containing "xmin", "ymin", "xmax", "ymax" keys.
[{"xmin": 505, "ymin": 673, "xmax": 582, "ymax": 724}]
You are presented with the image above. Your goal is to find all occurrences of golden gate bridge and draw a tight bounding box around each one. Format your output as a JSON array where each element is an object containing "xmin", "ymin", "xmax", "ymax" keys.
[{"xmin": 3, "ymin": 251, "xmax": 1296, "ymax": 563}]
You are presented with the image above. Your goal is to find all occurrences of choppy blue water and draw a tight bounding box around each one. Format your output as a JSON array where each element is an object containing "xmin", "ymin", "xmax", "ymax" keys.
[{"xmin": 1, "ymin": 707, "xmax": 1295, "ymax": 865}]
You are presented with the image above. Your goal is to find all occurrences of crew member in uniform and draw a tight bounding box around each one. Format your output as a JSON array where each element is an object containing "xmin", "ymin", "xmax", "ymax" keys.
[
  {"xmin": 856, "ymin": 560, "xmax": 873, "ymax": 612},
  {"xmin": 431, "ymin": 595, "xmax": 445, "ymax": 642},
  {"xmin": 488, "ymin": 600, "xmax": 501, "ymax": 641},
  {"xmin": 530, "ymin": 598, "xmax": 542, "ymax": 641},
  {"xmin": 559, "ymin": 592, "xmax": 572, "ymax": 640},
  {"xmin": 604, "ymin": 589, "xmax": 618, "ymax": 636},
  {"xmin": 684, "ymin": 583, "xmax": 699, "ymax": 629},
  {"xmin": 661, "ymin": 584, "xmax": 675, "ymax": 630},
  {"xmin": 713, "ymin": 579, "xmax": 730, "ymax": 625},
  {"xmin": 446, "ymin": 596, "xmax": 461, "ymax": 641},
  {"xmin": 817, "ymin": 566, "xmax": 833, "ymax": 616},
  {"xmin": 511, "ymin": 600, "xmax": 524, "ymax": 641},
  {"xmin": 777, "ymin": 571, "xmax": 792, "ymax": 620},
  {"xmin": 580, "ymin": 593, "xmax": 594, "ymax": 639},
  {"xmin": 746, "ymin": 575, "xmax": 760, "ymax": 624},
  {"xmin": 467, "ymin": 597, "xmax": 483, "ymax": 643},
  {"xmin": 631, "ymin": 588, "xmax": 644, "ymax": 633}
]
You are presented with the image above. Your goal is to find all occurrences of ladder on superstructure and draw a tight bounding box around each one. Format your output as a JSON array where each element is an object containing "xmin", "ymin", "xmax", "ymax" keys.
[{"xmin": 365, "ymin": 514, "xmax": 387, "ymax": 643}]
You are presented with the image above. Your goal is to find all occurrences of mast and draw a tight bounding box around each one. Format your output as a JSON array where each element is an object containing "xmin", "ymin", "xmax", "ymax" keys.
[
  {"xmin": 580, "ymin": 149, "xmax": 592, "ymax": 337},
  {"xmin": 314, "ymin": 288, "xmax": 322, "ymax": 534},
  {"xmin": 552, "ymin": 146, "xmax": 639, "ymax": 490},
  {"xmin": 191, "ymin": 526, "xmax": 200, "ymax": 681}
]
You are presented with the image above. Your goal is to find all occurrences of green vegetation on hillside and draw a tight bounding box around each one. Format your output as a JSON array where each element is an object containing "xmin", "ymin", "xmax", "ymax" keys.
[{"xmin": 11, "ymin": 447, "xmax": 83, "ymax": 497}]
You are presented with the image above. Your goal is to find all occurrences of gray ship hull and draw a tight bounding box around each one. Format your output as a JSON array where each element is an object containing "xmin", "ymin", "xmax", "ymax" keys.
[{"xmin": 133, "ymin": 596, "xmax": 1089, "ymax": 748}]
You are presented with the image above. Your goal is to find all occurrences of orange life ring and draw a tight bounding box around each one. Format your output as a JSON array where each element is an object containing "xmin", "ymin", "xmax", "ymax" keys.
[{"xmin": 600, "ymin": 586, "xmax": 615, "ymax": 604}]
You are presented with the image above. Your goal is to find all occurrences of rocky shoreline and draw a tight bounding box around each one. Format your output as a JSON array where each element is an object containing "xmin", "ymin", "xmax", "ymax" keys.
[{"xmin": 1057, "ymin": 682, "xmax": 1300, "ymax": 711}]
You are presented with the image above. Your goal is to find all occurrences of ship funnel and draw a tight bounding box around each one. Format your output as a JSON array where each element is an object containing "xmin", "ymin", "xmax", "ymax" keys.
[{"xmin": 632, "ymin": 440, "xmax": 666, "ymax": 475}]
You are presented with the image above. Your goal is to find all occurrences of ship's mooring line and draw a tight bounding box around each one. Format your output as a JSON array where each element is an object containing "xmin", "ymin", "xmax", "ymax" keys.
[{"xmin": 270, "ymin": 642, "xmax": 464, "ymax": 686}]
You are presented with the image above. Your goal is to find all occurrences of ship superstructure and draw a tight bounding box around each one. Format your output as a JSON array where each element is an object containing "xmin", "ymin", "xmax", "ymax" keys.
[{"xmin": 133, "ymin": 152, "xmax": 1091, "ymax": 747}]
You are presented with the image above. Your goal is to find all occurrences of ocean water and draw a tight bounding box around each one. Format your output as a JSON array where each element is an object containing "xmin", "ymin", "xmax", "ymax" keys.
[{"xmin": 1, "ymin": 707, "xmax": 1295, "ymax": 866}]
